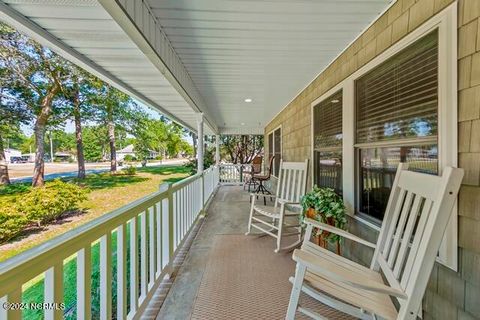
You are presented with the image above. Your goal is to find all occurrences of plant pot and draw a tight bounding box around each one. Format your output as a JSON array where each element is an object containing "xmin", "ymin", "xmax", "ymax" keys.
[
  {"xmin": 306, "ymin": 207, "xmax": 316, "ymax": 219},
  {"xmin": 308, "ymin": 214, "xmax": 341, "ymax": 255}
]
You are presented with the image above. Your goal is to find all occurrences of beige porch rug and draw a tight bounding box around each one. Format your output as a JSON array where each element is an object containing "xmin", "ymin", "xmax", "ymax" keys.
[{"xmin": 190, "ymin": 235, "xmax": 354, "ymax": 319}]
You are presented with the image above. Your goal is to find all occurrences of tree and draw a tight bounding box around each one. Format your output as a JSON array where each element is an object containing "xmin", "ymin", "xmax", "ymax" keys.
[
  {"xmin": 1, "ymin": 22, "xmax": 70, "ymax": 186},
  {"xmin": 91, "ymin": 82, "xmax": 143, "ymax": 172},
  {"xmin": 132, "ymin": 118, "xmax": 168, "ymax": 160},
  {"xmin": 63, "ymin": 67, "xmax": 98, "ymax": 178},
  {"xmin": 0, "ymin": 98, "xmax": 31, "ymax": 184},
  {"xmin": 82, "ymin": 126, "xmax": 108, "ymax": 162},
  {"xmin": 0, "ymin": 41, "xmax": 33, "ymax": 185},
  {"xmin": 221, "ymin": 135, "xmax": 264, "ymax": 164}
]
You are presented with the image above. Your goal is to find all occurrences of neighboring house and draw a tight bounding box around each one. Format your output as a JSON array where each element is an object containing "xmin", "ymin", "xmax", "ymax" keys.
[
  {"xmin": 4, "ymin": 148, "xmax": 21, "ymax": 163},
  {"xmin": 116, "ymin": 144, "xmax": 136, "ymax": 161},
  {"xmin": 116, "ymin": 144, "xmax": 159, "ymax": 161}
]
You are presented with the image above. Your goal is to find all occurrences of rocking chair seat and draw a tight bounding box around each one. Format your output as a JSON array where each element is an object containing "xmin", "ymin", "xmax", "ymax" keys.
[
  {"xmin": 252, "ymin": 204, "xmax": 300, "ymax": 218},
  {"xmin": 292, "ymin": 243, "xmax": 398, "ymax": 320}
]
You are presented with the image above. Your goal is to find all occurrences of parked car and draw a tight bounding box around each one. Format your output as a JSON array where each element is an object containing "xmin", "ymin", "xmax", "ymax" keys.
[{"xmin": 10, "ymin": 156, "xmax": 29, "ymax": 164}]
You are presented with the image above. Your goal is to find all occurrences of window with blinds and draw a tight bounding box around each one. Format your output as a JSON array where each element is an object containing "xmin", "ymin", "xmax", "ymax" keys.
[
  {"xmin": 356, "ymin": 30, "xmax": 438, "ymax": 144},
  {"xmin": 313, "ymin": 90, "xmax": 343, "ymax": 194},
  {"xmin": 355, "ymin": 30, "xmax": 439, "ymax": 221}
]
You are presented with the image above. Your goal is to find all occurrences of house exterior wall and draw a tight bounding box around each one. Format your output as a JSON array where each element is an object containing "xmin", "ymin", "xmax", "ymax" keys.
[{"xmin": 264, "ymin": 0, "xmax": 480, "ymax": 319}]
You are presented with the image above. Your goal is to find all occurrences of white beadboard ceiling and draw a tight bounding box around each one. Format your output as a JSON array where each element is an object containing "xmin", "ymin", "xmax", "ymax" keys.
[
  {"xmin": 1, "ymin": 0, "xmax": 394, "ymax": 135},
  {"xmin": 146, "ymin": 0, "xmax": 393, "ymax": 132}
]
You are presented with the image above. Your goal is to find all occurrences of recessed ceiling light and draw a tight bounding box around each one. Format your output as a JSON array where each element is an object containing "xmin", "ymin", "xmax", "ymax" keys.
[
  {"xmin": 244, "ymin": 98, "xmax": 252, "ymax": 103},
  {"xmin": 331, "ymin": 99, "xmax": 340, "ymax": 104},
  {"xmin": 241, "ymin": 123, "xmax": 245, "ymax": 125}
]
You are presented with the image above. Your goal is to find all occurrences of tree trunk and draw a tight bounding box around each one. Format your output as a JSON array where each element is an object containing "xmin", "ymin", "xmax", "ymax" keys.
[
  {"xmin": 0, "ymin": 131, "xmax": 10, "ymax": 185},
  {"xmin": 32, "ymin": 118, "xmax": 47, "ymax": 187},
  {"xmin": 73, "ymin": 89, "xmax": 86, "ymax": 179},
  {"xmin": 108, "ymin": 118, "xmax": 117, "ymax": 172},
  {"xmin": 32, "ymin": 87, "xmax": 58, "ymax": 187}
]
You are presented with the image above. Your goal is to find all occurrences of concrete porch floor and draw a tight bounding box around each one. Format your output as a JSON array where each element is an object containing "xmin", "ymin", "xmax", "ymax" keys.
[{"xmin": 155, "ymin": 185, "xmax": 255, "ymax": 319}]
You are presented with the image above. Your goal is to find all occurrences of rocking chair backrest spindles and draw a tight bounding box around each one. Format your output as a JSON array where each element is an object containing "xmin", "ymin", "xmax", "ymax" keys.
[
  {"xmin": 370, "ymin": 163, "xmax": 463, "ymax": 319},
  {"xmin": 275, "ymin": 160, "xmax": 309, "ymax": 207}
]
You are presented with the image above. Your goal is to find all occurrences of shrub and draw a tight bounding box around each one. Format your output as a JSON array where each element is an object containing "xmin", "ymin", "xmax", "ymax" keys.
[
  {"xmin": 18, "ymin": 180, "xmax": 88, "ymax": 226},
  {"xmin": 0, "ymin": 183, "xmax": 31, "ymax": 196},
  {"xmin": 122, "ymin": 165, "xmax": 137, "ymax": 175},
  {"xmin": 0, "ymin": 204, "xmax": 28, "ymax": 243},
  {"xmin": 123, "ymin": 155, "xmax": 136, "ymax": 162}
]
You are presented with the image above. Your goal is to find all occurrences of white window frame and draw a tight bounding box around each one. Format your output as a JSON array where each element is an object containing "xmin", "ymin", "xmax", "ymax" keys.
[
  {"xmin": 267, "ymin": 125, "xmax": 282, "ymax": 177},
  {"xmin": 310, "ymin": 2, "xmax": 458, "ymax": 270}
]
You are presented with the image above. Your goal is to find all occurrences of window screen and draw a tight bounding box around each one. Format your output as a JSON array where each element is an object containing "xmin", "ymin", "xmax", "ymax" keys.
[{"xmin": 313, "ymin": 90, "xmax": 343, "ymax": 194}]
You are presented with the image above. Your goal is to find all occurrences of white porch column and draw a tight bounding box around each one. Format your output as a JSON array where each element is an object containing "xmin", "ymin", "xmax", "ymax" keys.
[
  {"xmin": 196, "ymin": 113, "xmax": 204, "ymax": 173},
  {"xmin": 215, "ymin": 134, "xmax": 220, "ymax": 165}
]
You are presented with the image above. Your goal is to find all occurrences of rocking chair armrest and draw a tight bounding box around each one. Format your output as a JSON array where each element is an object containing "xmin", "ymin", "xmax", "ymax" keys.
[
  {"xmin": 249, "ymin": 193, "xmax": 276, "ymax": 199},
  {"xmin": 277, "ymin": 199, "xmax": 300, "ymax": 206},
  {"xmin": 304, "ymin": 218, "xmax": 376, "ymax": 249},
  {"xmin": 293, "ymin": 249, "xmax": 408, "ymax": 299}
]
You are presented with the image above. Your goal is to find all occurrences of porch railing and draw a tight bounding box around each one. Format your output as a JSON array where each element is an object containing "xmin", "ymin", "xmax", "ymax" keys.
[
  {"xmin": 218, "ymin": 163, "xmax": 250, "ymax": 185},
  {"xmin": 0, "ymin": 165, "xmax": 220, "ymax": 320}
]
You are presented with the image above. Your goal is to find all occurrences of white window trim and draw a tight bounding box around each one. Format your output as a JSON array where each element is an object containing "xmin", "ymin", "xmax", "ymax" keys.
[
  {"xmin": 267, "ymin": 125, "xmax": 282, "ymax": 177},
  {"xmin": 310, "ymin": 2, "xmax": 458, "ymax": 270}
]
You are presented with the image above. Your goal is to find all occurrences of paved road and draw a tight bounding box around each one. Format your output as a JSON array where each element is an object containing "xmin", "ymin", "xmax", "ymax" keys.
[{"xmin": 11, "ymin": 159, "xmax": 188, "ymax": 184}]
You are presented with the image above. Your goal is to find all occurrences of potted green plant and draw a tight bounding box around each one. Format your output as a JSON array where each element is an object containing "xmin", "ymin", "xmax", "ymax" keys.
[{"xmin": 300, "ymin": 186, "xmax": 347, "ymax": 253}]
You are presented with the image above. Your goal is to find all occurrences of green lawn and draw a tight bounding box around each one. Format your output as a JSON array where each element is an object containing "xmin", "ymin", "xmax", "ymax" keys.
[{"xmin": 0, "ymin": 165, "xmax": 192, "ymax": 319}]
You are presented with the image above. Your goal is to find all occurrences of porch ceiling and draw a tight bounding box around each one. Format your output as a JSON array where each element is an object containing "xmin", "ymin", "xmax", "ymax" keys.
[{"xmin": 146, "ymin": 0, "xmax": 393, "ymax": 132}]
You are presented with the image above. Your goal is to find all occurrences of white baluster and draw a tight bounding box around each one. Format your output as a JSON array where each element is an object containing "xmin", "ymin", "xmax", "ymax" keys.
[
  {"xmin": 100, "ymin": 234, "xmax": 112, "ymax": 320},
  {"xmin": 148, "ymin": 207, "xmax": 155, "ymax": 289},
  {"xmin": 129, "ymin": 218, "xmax": 138, "ymax": 314},
  {"xmin": 116, "ymin": 225, "xmax": 127, "ymax": 320},
  {"xmin": 77, "ymin": 246, "xmax": 91, "ymax": 320},
  {"xmin": 44, "ymin": 262, "xmax": 63, "ymax": 320},
  {"xmin": 140, "ymin": 212, "xmax": 147, "ymax": 300}
]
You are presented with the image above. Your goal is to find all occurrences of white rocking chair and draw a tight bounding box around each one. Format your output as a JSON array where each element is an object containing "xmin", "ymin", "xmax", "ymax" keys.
[
  {"xmin": 286, "ymin": 163, "xmax": 464, "ymax": 320},
  {"xmin": 246, "ymin": 159, "xmax": 309, "ymax": 253}
]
